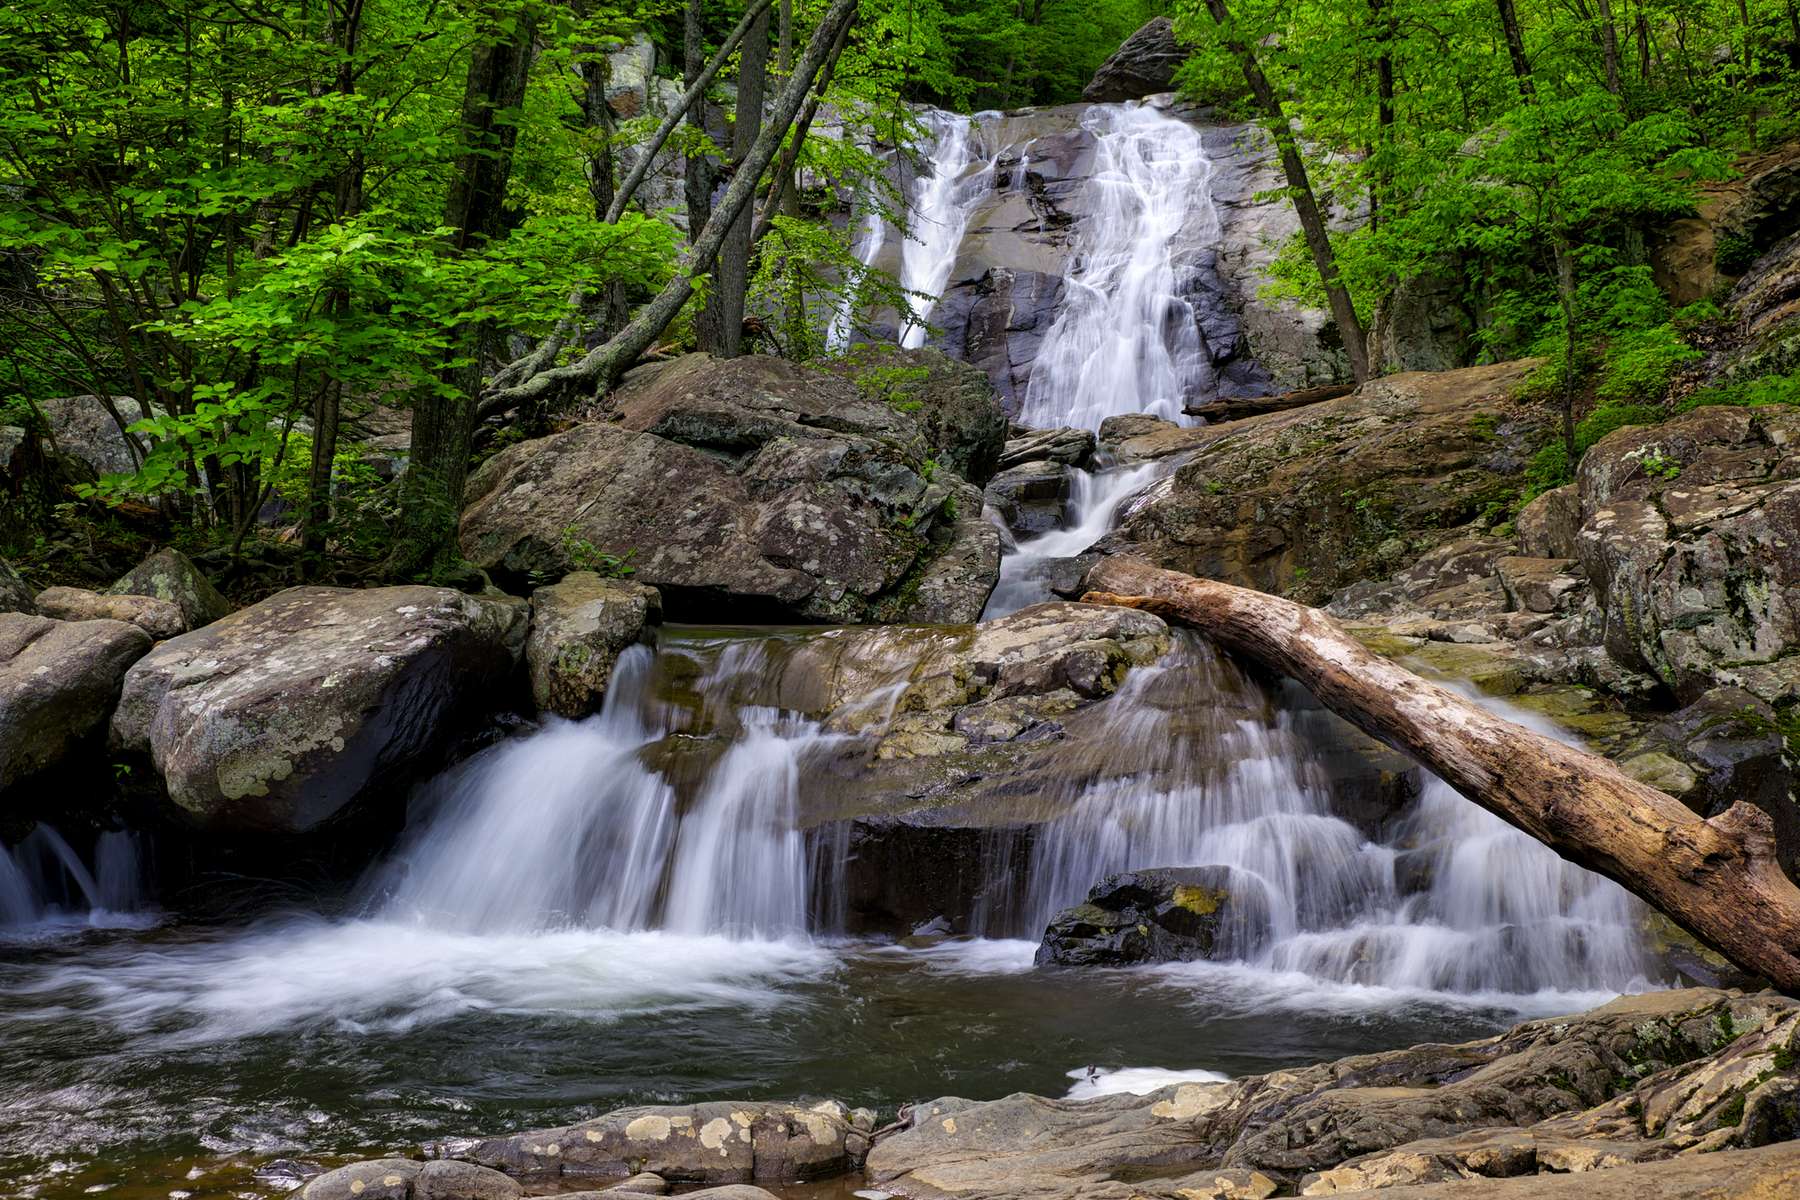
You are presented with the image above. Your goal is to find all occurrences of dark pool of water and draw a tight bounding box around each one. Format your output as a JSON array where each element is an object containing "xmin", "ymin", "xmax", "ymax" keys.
[{"xmin": 0, "ymin": 913, "xmax": 1622, "ymax": 1200}]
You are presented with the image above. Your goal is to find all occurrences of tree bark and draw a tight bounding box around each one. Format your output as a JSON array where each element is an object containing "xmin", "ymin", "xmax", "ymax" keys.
[
  {"xmin": 482, "ymin": 0, "xmax": 861, "ymax": 413},
  {"xmin": 682, "ymin": 0, "xmax": 717, "ymax": 248},
  {"xmin": 396, "ymin": 8, "xmax": 538, "ymax": 573},
  {"xmin": 753, "ymin": 11, "xmax": 852, "ymax": 242},
  {"xmin": 1083, "ymin": 555, "xmax": 1800, "ymax": 993},
  {"xmin": 699, "ymin": 2, "xmax": 770, "ymax": 357},
  {"xmin": 1495, "ymin": 0, "xmax": 1536, "ymax": 98},
  {"xmin": 1198, "ymin": 0, "xmax": 1370, "ymax": 384},
  {"xmin": 1595, "ymin": 0, "xmax": 1624, "ymax": 94}
]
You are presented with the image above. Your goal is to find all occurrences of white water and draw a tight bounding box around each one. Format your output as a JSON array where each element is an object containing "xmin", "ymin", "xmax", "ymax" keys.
[
  {"xmin": 1016, "ymin": 103, "xmax": 1218, "ymax": 429},
  {"xmin": 897, "ymin": 111, "xmax": 996, "ymax": 348},
  {"xmin": 985, "ymin": 462, "xmax": 1162, "ymax": 616},
  {"xmin": 0, "ymin": 826, "xmax": 150, "ymax": 933}
]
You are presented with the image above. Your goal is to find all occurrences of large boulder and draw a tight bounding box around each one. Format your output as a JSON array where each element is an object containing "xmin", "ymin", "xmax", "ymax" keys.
[
  {"xmin": 1036, "ymin": 866, "xmax": 1262, "ymax": 966},
  {"xmin": 1082, "ymin": 18, "xmax": 1188, "ymax": 103},
  {"xmin": 1575, "ymin": 404, "xmax": 1800, "ymax": 704},
  {"xmin": 866, "ymin": 989, "xmax": 1800, "ymax": 1200},
  {"xmin": 459, "ymin": 355, "xmax": 1003, "ymax": 624},
  {"xmin": 1, "ymin": 613, "xmax": 152, "ymax": 794},
  {"xmin": 34, "ymin": 586, "xmax": 184, "ymax": 640},
  {"xmin": 110, "ymin": 586, "xmax": 527, "ymax": 833},
  {"xmin": 526, "ymin": 573, "xmax": 661, "ymax": 718},
  {"xmin": 34, "ymin": 394, "xmax": 159, "ymax": 479},
  {"xmin": 457, "ymin": 1099, "xmax": 872, "ymax": 1185},
  {"xmin": 829, "ymin": 346, "xmax": 1008, "ymax": 484},
  {"xmin": 108, "ymin": 547, "xmax": 232, "ymax": 631},
  {"xmin": 1103, "ymin": 360, "xmax": 1547, "ymax": 602}
]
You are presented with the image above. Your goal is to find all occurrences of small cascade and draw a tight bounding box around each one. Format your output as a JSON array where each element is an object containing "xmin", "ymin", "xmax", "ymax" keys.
[
  {"xmin": 372, "ymin": 642, "xmax": 840, "ymax": 940},
  {"xmin": 985, "ymin": 463, "xmax": 1161, "ymax": 616},
  {"xmin": 0, "ymin": 826, "xmax": 151, "ymax": 931},
  {"xmin": 1016, "ymin": 103, "xmax": 1217, "ymax": 429}
]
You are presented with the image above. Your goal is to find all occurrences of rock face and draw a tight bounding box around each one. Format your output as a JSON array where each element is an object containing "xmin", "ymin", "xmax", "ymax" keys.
[
  {"xmin": 34, "ymin": 585, "xmax": 184, "ymax": 639},
  {"xmin": 457, "ymin": 1099, "xmax": 873, "ymax": 1185},
  {"xmin": 1575, "ymin": 404, "xmax": 1800, "ymax": 705},
  {"xmin": 109, "ymin": 547, "xmax": 232, "ymax": 631},
  {"xmin": 865, "ymin": 989, "xmax": 1800, "ymax": 1200},
  {"xmin": 1103, "ymin": 360, "xmax": 1547, "ymax": 601},
  {"xmin": 0, "ymin": 558, "xmax": 33, "ymax": 613},
  {"xmin": 110, "ymin": 586, "xmax": 526, "ymax": 833},
  {"xmin": 526, "ymin": 573, "xmax": 661, "ymax": 718},
  {"xmin": 460, "ymin": 354, "xmax": 1003, "ymax": 624},
  {"xmin": 1036, "ymin": 866, "xmax": 1257, "ymax": 966},
  {"xmin": 34, "ymin": 394, "xmax": 155, "ymax": 479},
  {"xmin": 1082, "ymin": 17, "xmax": 1187, "ymax": 103},
  {"xmin": 0, "ymin": 613, "xmax": 151, "ymax": 793}
]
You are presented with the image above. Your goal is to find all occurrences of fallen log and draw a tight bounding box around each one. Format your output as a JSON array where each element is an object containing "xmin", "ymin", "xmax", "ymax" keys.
[
  {"xmin": 1183, "ymin": 382, "xmax": 1353, "ymax": 423},
  {"xmin": 1083, "ymin": 554, "xmax": 1800, "ymax": 994}
]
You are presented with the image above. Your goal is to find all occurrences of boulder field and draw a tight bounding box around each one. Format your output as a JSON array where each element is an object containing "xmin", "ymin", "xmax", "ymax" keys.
[{"xmin": 304, "ymin": 988, "xmax": 1800, "ymax": 1200}]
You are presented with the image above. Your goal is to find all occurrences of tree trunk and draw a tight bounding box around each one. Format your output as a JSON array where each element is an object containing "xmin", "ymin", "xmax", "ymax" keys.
[
  {"xmin": 1495, "ymin": 0, "xmax": 1536, "ymax": 98},
  {"xmin": 682, "ymin": 0, "xmax": 717, "ymax": 250},
  {"xmin": 1554, "ymin": 235, "xmax": 1579, "ymax": 469},
  {"xmin": 482, "ymin": 0, "xmax": 861, "ymax": 413},
  {"xmin": 1083, "ymin": 555, "xmax": 1800, "ymax": 993},
  {"xmin": 1198, "ymin": 0, "xmax": 1370, "ymax": 384},
  {"xmin": 753, "ymin": 11, "xmax": 852, "ymax": 241},
  {"xmin": 1595, "ymin": 0, "xmax": 1624, "ymax": 94},
  {"xmin": 699, "ymin": 2, "xmax": 770, "ymax": 357},
  {"xmin": 605, "ymin": 0, "xmax": 776, "ymax": 224},
  {"xmin": 395, "ymin": 8, "xmax": 538, "ymax": 574}
]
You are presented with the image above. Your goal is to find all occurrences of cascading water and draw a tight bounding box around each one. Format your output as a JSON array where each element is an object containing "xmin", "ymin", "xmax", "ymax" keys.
[
  {"xmin": 896, "ymin": 110, "xmax": 996, "ymax": 349},
  {"xmin": 1016, "ymin": 103, "xmax": 1217, "ymax": 430},
  {"xmin": 0, "ymin": 826, "xmax": 149, "ymax": 931},
  {"xmin": 985, "ymin": 462, "xmax": 1161, "ymax": 616}
]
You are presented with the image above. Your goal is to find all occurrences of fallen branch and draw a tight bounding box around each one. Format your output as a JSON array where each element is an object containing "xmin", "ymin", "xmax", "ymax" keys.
[{"xmin": 1083, "ymin": 554, "xmax": 1800, "ymax": 993}]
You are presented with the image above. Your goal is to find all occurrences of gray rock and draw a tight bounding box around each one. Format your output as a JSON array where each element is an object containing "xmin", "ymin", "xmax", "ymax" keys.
[
  {"xmin": 1082, "ymin": 18, "xmax": 1188, "ymax": 103},
  {"xmin": 34, "ymin": 586, "xmax": 185, "ymax": 640},
  {"xmin": 415, "ymin": 1160, "xmax": 522, "ymax": 1200},
  {"xmin": 109, "ymin": 548, "xmax": 232, "ymax": 630},
  {"xmin": 460, "ymin": 354, "xmax": 1003, "ymax": 624},
  {"xmin": 1516, "ymin": 484, "xmax": 1579, "ymax": 558},
  {"xmin": 1656, "ymin": 687, "xmax": 1797, "ymax": 874},
  {"xmin": 35, "ymin": 394, "xmax": 157, "ymax": 479},
  {"xmin": 1037, "ymin": 866, "xmax": 1264, "ymax": 966},
  {"xmin": 985, "ymin": 459, "xmax": 1073, "ymax": 537},
  {"xmin": 460, "ymin": 1099, "xmax": 864, "ymax": 1184},
  {"xmin": 0, "ymin": 613, "xmax": 152, "ymax": 793},
  {"xmin": 111, "ymin": 586, "xmax": 527, "ymax": 833},
  {"xmin": 1371, "ymin": 260, "xmax": 1478, "ymax": 374},
  {"xmin": 1494, "ymin": 556, "xmax": 1583, "ymax": 615},
  {"xmin": 299, "ymin": 1159, "xmax": 422, "ymax": 1200},
  {"xmin": 998, "ymin": 427, "xmax": 1095, "ymax": 470},
  {"xmin": 829, "ymin": 347, "xmax": 1008, "ymax": 484},
  {"xmin": 527, "ymin": 573, "xmax": 661, "ymax": 718},
  {"xmin": 0, "ymin": 558, "xmax": 33, "ymax": 614}
]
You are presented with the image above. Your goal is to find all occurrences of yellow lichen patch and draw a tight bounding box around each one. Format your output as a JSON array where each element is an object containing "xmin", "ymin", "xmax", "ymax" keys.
[
  {"xmin": 940, "ymin": 1117, "xmax": 958, "ymax": 1134},
  {"xmin": 699, "ymin": 1117, "xmax": 735, "ymax": 1154},
  {"xmin": 1171, "ymin": 885, "xmax": 1226, "ymax": 916},
  {"xmin": 1151, "ymin": 1083, "xmax": 1230, "ymax": 1120},
  {"xmin": 624, "ymin": 1115, "xmax": 673, "ymax": 1142}
]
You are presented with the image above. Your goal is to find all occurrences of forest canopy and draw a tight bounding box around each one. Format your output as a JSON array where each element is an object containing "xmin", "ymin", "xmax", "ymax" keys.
[{"xmin": 1, "ymin": 0, "xmax": 1794, "ymax": 584}]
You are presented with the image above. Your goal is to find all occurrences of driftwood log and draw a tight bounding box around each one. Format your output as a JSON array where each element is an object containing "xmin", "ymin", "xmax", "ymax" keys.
[{"xmin": 1084, "ymin": 554, "xmax": 1800, "ymax": 994}]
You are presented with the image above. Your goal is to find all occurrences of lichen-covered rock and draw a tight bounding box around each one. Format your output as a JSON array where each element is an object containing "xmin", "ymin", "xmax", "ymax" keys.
[
  {"xmin": 1106, "ymin": 361, "xmax": 1547, "ymax": 602},
  {"xmin": 1575, "ymin": 404, "xmax": 1800, "ymax": 704},
  {"xmin": 0, "ymin": 613, "xmax": 152, "ymax": 793},
  {"xmin": 527, "ymin": 573, "xmax": 661, "ymax": 718},
  {"xmin": 109, "ymin": 547, "xmax": 232, "ymax": 630},
  {"xmin": 34, "ymin": 394, "xmax": 158, "ymax": 479},
  {"xmin": 459, "ymin": 354, "xmax": 1003, "ymax": 624},
  {"xmin": 110, "ymin": 586, "xmax": 527, "ymax": 833},
  {"xmin": 998, "ymin": 426, "xmax": 1095, "ymax": 471},
  {"xmin": 1082, "ymin": 17, "xmax": 1188, "ymax": 103},
  {"xmin": 1494, "ymin": 556, "xmax": 1584, "ymax": 615},
  {"xmin": 865, "ymin": 989, "xmax": 1800, "ymax": 1200},
  {"xmin": 985, "ymin": 458, "xmax": 1072, "ymax": 537},
  {"xmin": 0, "ymin": 557, "xmax": 33, "ymax": 614},
  {"xmin": 830, "ymin": 346, "xmax": 1008, "ymax": 485},
  {"xmin": 34, "ymin": 585, "xmax": 184, "ymax": 640},
  {"xmin": 1036, "ymin": 866, "xmax": 1261, "ymax": 966},
  {"xmin": 457, "ymin": 1099, "xmax": 869, "ymax": 1184},
  {"xmin": 299, "ymin": 1159, "xmax": 422, "ymax": 1200}
]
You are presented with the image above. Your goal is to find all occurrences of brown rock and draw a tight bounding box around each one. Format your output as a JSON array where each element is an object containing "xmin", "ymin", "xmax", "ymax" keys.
[
  {"xmin": 526, "ymin": 573, "xmax": 661, "ymax": 718},
  {"xmin": 34, "ymin": 586, "xmax": 185, "ymax": 639}
]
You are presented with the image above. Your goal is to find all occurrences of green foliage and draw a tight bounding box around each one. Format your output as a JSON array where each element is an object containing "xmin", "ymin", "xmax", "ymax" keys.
[
  {"xmin": 561, "ymin": 527, "xmax": 637, "ymax": 577},
  {"xmin": 1523, "ymin": 402, "xmax": 1666, "ymax": 493},
  {"xmin": 1680, "ymin": 369, "xmax": 1800, "ymax": 412}
]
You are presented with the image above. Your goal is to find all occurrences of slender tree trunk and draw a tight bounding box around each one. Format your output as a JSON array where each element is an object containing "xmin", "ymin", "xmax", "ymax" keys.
[
  {"xmin": 1595, "ymin": 0, "xmax": 1624, "ymax": 94},
  {"xmin": 605, "ymin": 0, "xmax": 776, "ymax": 223},
  {"xmin": 396, "ymin": 8, "xmax": 538, "ymax": 574},
  {"xmin": 754, "ymin": 10, "xmax": 852, "ymax": 240},
  {"xmin": 1554, "ymin": 235, "xmax": 1579, "ymax": 470},
  {"xmin": 699, "ymin": 3, "xmax": 771, "ymax": 357},
  {"xmin": 1495, "ymin": 0, "xmax": 1535, "ymax": 97},
  {"xmin": 1084, "ymin": 556, "xmax": 1800, "ymax": 993},
  {"xmin": 581, "ymin": 50, "xmax": 630, "ymax": 338},
  {"xmin": 1198, "ymin": 0, "xmax": 1370, "ymax": 383},
  {"xmin": 682, "ymin": 0, "xmax": 717, "ymax": 243},
  {"xmin": 484, "ymin": 0, "xmax": 860, "ymax": 413}
]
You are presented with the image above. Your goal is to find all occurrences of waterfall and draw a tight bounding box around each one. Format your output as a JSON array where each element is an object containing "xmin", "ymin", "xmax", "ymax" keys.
[
  {"xmin": 985, "ymin": 463, "xmax": 1162, "ymax": 616},
  {"xmin": 897, "ymin": 111, "xmax": 995, "ymax": 349},
  {"xmin": 1016, "ymin": 103, "xmax": 1217, "ymax": 430},
  {"xmin": 0, "ymin": 826, "xmax": 150, "ymax": 931},
  {"xmin": 372, "ymin": 643, "xmax": 836, "ymax": 940}
]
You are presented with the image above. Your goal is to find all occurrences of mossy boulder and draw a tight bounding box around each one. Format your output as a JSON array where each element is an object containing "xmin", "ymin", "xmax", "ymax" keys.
[
  {"xmin": 109, "ymin": 547, "xmax": 232, "ymax": 631},
  {"xmin": 1036, "ymin": 865, "xmax": 1261, "ymax": 966},
  {"xmin": 525, "ymin": 572, "xmax": 661, "ymax": 718},
  {"xmin": 1, "ymin": 613, "xmax": 152, "ymax": 795}
]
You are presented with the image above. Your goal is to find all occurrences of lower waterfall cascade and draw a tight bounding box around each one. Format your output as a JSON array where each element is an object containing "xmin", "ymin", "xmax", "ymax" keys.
[{"xmin": 0, "ymin": 93, "xmax": 1676, "ymax": 1199}]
